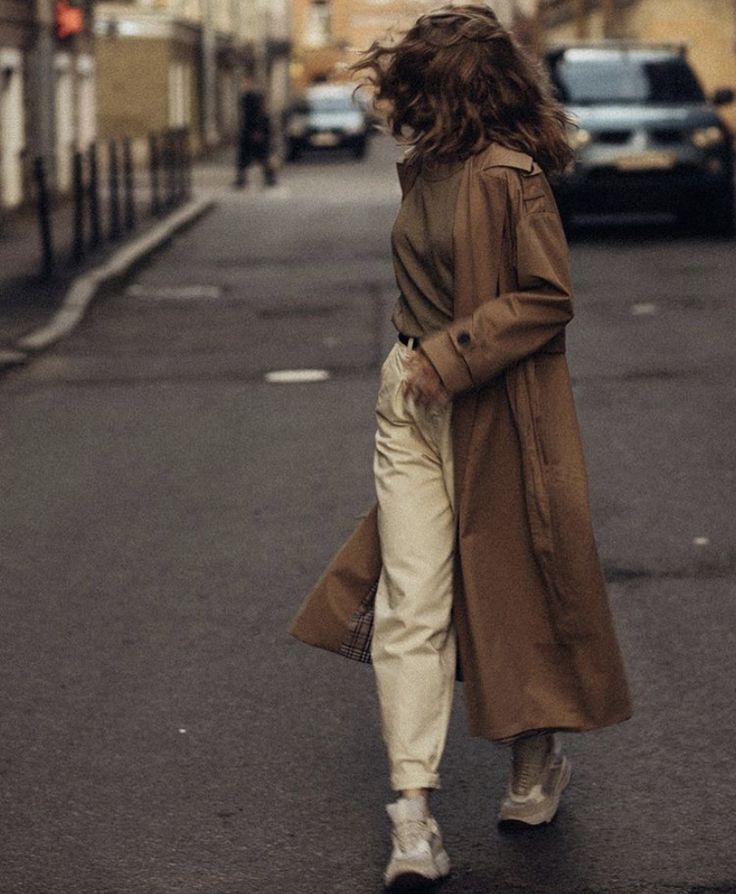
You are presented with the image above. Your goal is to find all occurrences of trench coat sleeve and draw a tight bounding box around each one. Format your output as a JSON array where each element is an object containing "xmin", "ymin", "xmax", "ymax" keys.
[{"xmin": 421, "ymin": 170, "xmax": 574, "ymax": 396}]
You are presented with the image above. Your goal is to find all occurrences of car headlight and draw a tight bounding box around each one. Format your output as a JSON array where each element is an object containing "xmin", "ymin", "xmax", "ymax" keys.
[
  {"xmin": 690, "ymin": 126, "xmax": 726, "ymax": 149},
  {"xmin": 567, "ymin": 127, "xmax": 592, "ymax": 150}
]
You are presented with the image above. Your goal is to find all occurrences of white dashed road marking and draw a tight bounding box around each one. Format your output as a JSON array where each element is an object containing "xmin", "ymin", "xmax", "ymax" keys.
[
  {"xmin": 265, "ymin": 369, "xmax": 331, "ymax": 384},
  {"xmin": 631, "ymin": 303, "xmax": 658, "ymax": 316}
]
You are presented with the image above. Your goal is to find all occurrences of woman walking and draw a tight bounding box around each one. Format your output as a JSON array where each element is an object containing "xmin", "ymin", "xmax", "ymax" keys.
[{"xmin": 290, "ymin": 5, "xmax": 632, "ymax": 890}]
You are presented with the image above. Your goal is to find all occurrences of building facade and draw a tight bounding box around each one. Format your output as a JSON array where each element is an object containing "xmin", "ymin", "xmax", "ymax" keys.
[
  {"xmin": 0, "ymin": 1, "xmax": 32, "ymax": 208},
  {"xmin": 95, "ymin": 1, "xmax": 213, "ymax": 149},
  {"xmin": 290, "ymin": 0, "xmax": 533, "ymax": 89},
  {"xmin": 94, "ymin": 0, "xmax": 291, "ymax": 153}
]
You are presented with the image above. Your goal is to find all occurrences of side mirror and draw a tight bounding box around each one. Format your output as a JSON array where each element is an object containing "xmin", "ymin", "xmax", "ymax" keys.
[{"xmin": 713, "ymin": 87, "xmax": 735, "ymax": 106}]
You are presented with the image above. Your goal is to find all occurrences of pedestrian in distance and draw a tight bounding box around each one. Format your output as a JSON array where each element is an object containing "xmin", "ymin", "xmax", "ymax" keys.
[
  {"xmin": 234, "ymin": 73, "xmax": 277, "ymax": 189},
  {"xmin": 290, "ymin": 5, "xmax": 632, "ymax": 891}
]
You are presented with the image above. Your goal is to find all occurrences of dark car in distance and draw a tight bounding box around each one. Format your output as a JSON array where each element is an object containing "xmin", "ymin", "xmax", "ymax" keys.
[
  {"xmin": 285, "ymin": 84, "xmax": 371, "ymax": 161},
  {"xmin": 546, "ymin": 43, "xmax": 736, "ymax": 234}
]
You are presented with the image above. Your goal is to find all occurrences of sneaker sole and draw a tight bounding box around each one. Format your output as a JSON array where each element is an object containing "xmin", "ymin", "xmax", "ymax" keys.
[
  {"xmin": 497, "ymin": 756, "xmax": 572, "ymax": 827},
  {"xmin": 384, "ymin": 849, "xmax": 451, "ymax": 892},
  {"xmin": 385, "ymin": 872, "xmax": 440, "ymax": 892}
]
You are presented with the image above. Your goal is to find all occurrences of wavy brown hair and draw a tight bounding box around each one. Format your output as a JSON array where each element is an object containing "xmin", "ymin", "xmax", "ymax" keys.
[{"xmin": 349, "ymin": 4, "xmax": 574, "ymax": 174}]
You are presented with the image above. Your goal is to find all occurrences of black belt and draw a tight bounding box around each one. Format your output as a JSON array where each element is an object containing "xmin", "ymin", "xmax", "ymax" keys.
[{"xmin": 398, "ymin": 332, "xmax": 421, "ymax": 349}]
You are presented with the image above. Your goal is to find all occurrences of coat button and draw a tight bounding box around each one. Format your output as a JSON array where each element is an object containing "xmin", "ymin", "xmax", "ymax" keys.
[{"xmin": 457, "ymin": 331, "xmax": 471, "ymax": 346}]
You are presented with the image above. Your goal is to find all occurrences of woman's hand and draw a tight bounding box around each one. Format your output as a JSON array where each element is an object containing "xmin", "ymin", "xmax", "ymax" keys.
[{"xmin": 403, "ymin": 349, "xmax": 449, "ymax": 409}]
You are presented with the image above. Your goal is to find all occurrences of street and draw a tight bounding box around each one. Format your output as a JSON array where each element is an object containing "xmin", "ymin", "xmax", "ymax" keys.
[{"xmin": 1, "ymin": 134, "xmax": 735, "ymax": 894}]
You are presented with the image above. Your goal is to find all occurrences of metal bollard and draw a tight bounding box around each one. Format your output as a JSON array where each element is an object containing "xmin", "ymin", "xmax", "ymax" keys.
[
  {"xmin": 33, "ymin": 157, "xmax": 55, "ymax": 278},
  {"xmin": 72, "ymin": 150, "xmax": 85, "ymax": 264},
  {"xmin": 108, "ymin": 138, "xmax": 121, "ymax": 241},
  {"xmin": 149, "ymin": 132, "xmax": 161, "ymax": 216},
  {"xmin": 183, "ymin": 129, "xmax": 193, "ymax": 200},
  {"xmin": 123, "ymin": 136, "xmax": 136, "ymax": 232},
  {"xmin": 88, "ymin": 142, "xmax": 102, "ymax": 249},
  {"xmin": 164, "ymin": 130, "xmax": 176, "ymax": 208},
  {"xmin": 172, "ymin": 130, "xmax": 182, "ymax": 205},
  {"xmin": 178, "ymin": 129, "xmax": 187, "ymax": 203}
]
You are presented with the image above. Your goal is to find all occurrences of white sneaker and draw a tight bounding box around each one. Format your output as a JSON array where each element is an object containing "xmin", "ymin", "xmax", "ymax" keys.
[
  {"xmin": 383, "ymin": 797, "xmax": 451, "ymax": 891},
  {"xmin": 497, "ymin": 733, "xmax": 572, "ymax": 826}
]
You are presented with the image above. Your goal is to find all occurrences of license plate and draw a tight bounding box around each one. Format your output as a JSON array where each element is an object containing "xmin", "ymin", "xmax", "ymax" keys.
[
  {"xmin": 310, "ymin": 133, "xmax": 339, "ymax": 147},
  {"xmin": 615, "ymin": 152, "xmax": 676, "ymax": 172}
]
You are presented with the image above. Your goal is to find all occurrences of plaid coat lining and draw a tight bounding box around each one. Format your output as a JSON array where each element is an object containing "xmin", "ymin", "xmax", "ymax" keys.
[{"xmin": 337, "ymin": 582, "xmax": 377, "ymax": 664}]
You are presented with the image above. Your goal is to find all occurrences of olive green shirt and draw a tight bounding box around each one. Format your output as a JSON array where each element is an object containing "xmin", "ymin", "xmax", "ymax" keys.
[{"xmin": 390, "ymin": 159, "xmax": 465, "ymax": 338}]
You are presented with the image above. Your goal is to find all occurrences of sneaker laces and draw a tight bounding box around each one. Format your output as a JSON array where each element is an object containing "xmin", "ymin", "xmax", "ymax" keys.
[{"xmin": 511, "ymin": 735, "xmax": 549, "ymax": 796}]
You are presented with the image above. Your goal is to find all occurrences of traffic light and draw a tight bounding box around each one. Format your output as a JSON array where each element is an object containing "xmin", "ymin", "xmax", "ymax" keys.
[{"xmin": 55, "ymin": 0, "xmax": 85, "ymax": 40}]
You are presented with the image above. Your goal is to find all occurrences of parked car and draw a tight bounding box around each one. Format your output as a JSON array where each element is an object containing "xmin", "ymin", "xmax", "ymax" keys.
[
  {"xmin": 285, "ymin": 84, "xmax": 371, "ymax": 161},
  {"xmin": 545, "ymin": 43, "xmax": 736, "ymax": 233}
]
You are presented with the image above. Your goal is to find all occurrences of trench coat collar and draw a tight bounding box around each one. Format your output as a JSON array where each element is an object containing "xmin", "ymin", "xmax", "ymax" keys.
[
  {"xmin": 396, "ymin": 142, "xmax": 537, "ymax": 197},
  {"xmin": 480, "ymin": 143, "xmax": 536, "ymax": 172}
]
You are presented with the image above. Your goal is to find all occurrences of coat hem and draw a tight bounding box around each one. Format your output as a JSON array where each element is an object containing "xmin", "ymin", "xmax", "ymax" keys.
[{"xmin": 470, "ymin": 709, "xmax": 634, "ymax": 745}]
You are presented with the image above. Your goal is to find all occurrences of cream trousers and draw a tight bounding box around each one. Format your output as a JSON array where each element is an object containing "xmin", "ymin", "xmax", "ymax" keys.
[{"xmin": 371, "ymin": 341, "xmax": 457, "ymax": 792}]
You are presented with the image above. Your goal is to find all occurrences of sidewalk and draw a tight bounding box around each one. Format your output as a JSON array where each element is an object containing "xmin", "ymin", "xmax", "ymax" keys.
[{"xmin": 0, "ymin": 144, "xmax": 238, "ymax": 365}]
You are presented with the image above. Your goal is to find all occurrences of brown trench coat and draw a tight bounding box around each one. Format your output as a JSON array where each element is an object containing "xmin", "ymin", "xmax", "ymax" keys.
[{"xmin": 289, "ymin": 142, "xmax": 632, "ymax": 742}]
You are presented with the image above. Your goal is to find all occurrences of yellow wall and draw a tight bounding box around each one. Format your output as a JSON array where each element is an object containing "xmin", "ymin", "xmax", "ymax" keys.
[
  {"xmin": 346, "ymin": 0, "xmax": 429, "ymax": 50},
  {"xmin": 291, "ymin": 0, "xmax": 454, "ymax": 88},
  {"xmin": 96, "ymin": 37, "xmax": 170, "ymax": 138}
]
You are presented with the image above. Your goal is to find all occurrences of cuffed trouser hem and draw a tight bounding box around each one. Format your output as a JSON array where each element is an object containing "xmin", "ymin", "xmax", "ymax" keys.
[{"xmin": 390, "ymin": 775, "xmax": 442, "ymax": 792}]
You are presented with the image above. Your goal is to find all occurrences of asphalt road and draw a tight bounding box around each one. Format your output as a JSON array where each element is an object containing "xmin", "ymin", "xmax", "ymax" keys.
[{"xmin": 1, "ymin": 135, "xmax": 735, "ymax": 894}]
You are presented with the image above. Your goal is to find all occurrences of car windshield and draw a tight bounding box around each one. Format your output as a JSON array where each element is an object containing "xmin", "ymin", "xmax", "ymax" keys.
[
  {"xmin": 550, "ymin": 55, "xmax": 706, "ymax": 105},
  {"xmin": 307, "ymin": 94, "xmax": 357, "ymax": 113}
]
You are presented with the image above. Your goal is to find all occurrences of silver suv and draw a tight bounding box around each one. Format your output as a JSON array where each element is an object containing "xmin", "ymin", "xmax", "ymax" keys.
[
  {"xmin": 546, "ymin": 43, "xmax": 735, "ymax": 234},
  {"xmin": 285, "ymin": 84, "xmax": 371, "ymax": 161}
]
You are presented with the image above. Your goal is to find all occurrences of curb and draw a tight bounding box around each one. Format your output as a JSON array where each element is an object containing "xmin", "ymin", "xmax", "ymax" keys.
[
  {"xmin": 2, "ymin": 197, "xmax": 215, "ymax": 368},
  {"xmin": 0, "ymin": 349, "xmax": 27, "ymax": 370}
]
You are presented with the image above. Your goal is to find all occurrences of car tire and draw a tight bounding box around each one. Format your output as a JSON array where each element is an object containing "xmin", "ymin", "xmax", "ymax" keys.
[
  {"xmin": 683, "ymin": 187, "xmax": 736, "ymax": 237},
  {"xmin": 286, "ymin": 142, "xmax": 301, "ymax": 162},
  {"xmin": 352, "ymin": 139, "xmax": 367, "ymax": 160},
  {"xmin": 706, "ymin": 192, "xmax": 736, "ymax": 237}
]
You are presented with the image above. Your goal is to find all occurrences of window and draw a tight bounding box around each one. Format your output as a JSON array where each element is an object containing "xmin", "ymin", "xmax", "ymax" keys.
[
  {"xmin": 304, "ymin": 0, "xmax": 331, "ymax": 48},
  {"xmin": 550, "ymin": 53, "xmax": 705, "ymax": 105}
]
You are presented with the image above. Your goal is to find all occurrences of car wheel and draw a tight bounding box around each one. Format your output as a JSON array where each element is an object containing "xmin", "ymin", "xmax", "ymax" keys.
[
  {"xmin": 683, "ymin": 188, "xmax": 736, "ymax": 237},
  {"xmin": 286, "ymin": 142, "xmax": 301, "ymax": 162},
  {"xmin": 352, "ymin": 139, "xmax": 367, "ymax": 160},
  {"xmin": 706, "ymin": 192, "xmax": 736, "ymax": 237}
]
